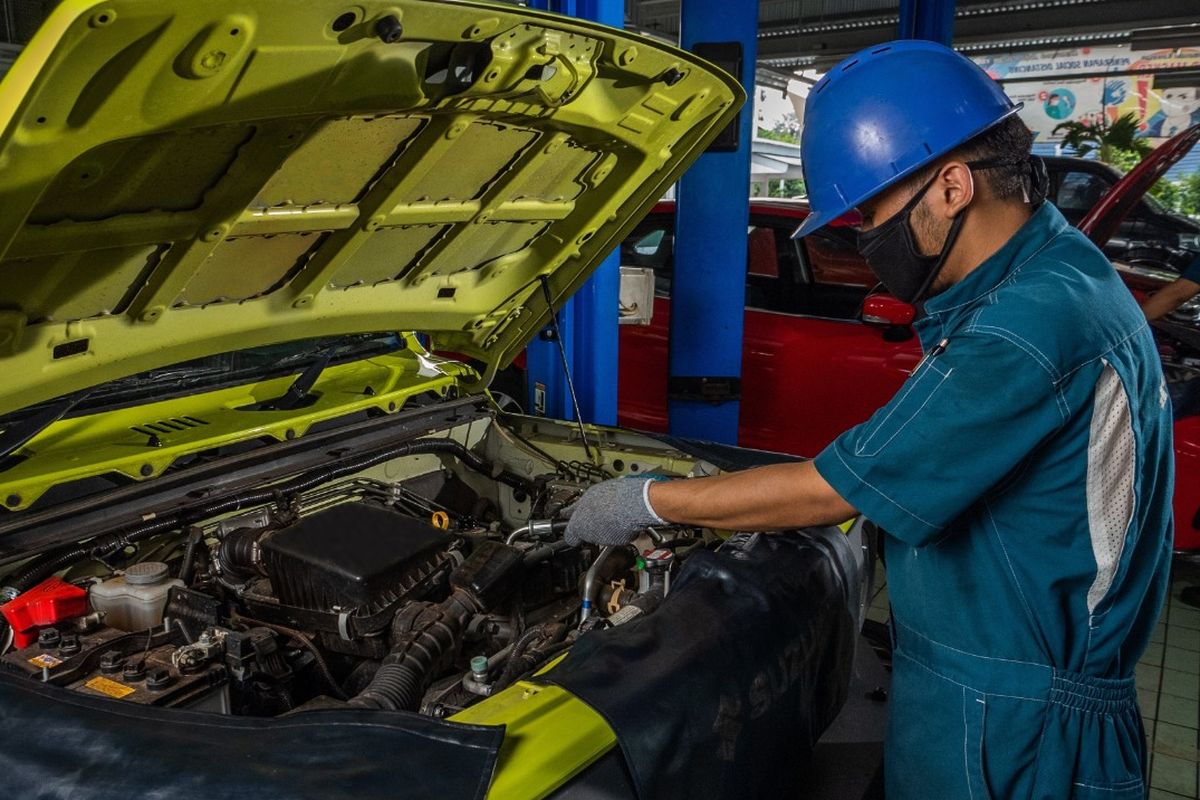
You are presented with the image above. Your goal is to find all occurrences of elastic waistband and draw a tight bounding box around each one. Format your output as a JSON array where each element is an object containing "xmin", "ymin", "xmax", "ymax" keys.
[{"xmin": 894, "ymin": 622, "xmax": 1137, "ymax": 714}]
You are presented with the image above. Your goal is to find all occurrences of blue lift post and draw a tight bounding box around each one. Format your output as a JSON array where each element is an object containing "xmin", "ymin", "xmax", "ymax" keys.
[
  {"xmin": 667, "ymin": 0, "xmax": 758, "ymax": 443},
  {"xmin": 523, "ymin": 0, "xmax": 622, "ymax": 425},
  {"xmin": 898, "ymin": 0, "xmax": 956, "ymax": 44}
]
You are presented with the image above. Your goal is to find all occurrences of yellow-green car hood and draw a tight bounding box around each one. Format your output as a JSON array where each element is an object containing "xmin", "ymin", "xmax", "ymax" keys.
[{"xmin": 0, "ymin": 0, "xmax": 742, "ymax": 419}]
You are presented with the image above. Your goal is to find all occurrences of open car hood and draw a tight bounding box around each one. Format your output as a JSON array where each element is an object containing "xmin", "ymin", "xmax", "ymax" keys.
[
  {"xmin": 1078, "ymin": 122, "xmax": 1200, "ymax": 248},
  {"xmin": 0, "ymin": 0, "xmax": 742, "ymax": 419}
]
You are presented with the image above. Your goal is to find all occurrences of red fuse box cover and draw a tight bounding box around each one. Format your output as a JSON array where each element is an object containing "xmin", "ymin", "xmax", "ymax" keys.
[{"xmin": 1, "ymin": 576, "xmax": 88, "ymax": 649}]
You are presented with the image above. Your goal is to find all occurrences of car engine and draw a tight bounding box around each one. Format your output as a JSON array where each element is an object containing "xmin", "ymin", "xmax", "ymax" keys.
[{"xmin": 0, "ymin": 415, "xmax": 713, "ymax": 719}]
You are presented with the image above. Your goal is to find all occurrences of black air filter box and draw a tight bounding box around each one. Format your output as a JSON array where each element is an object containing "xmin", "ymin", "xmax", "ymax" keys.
[{"xmin": 260, "ymin": 503, "xmax": 447, "ymax": 612}]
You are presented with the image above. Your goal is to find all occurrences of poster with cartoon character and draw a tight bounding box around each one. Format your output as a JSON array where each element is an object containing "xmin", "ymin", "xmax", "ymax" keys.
[
  {"xmin": 1145, "ymin": 86, "xmax": 1200, "ymax": 138},
  {"xmin": 1001, "ymin": 77, "xmax": 1104, "ymax": 142},
  {"xmin": 975, "ymin": 45, "xmax": 1200, "ymax": 145}
]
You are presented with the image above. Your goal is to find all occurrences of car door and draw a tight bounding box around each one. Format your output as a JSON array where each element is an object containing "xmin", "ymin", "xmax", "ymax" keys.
[
  {"xmin": 616, "ymin": 214, "xmax": 673, "ymax": 432},
  {"xmin": 737, "ymin": 220, "xmax": 921, "ymax": 456}
]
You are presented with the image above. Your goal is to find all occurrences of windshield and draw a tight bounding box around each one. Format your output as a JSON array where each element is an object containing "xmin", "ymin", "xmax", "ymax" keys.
[
  {"xmin": 1141, "ymin": 191, "xmax": 1168, "ymax": 215},
  {"xmin": 0, "ymin": 333, "xmax": 405, "ymax": 430}
]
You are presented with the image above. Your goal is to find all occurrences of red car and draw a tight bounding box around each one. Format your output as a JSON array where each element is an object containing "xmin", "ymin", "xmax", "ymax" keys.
[{"xmin": 615, "ymin": 127, "xmax": 1200, "ymax": 554}]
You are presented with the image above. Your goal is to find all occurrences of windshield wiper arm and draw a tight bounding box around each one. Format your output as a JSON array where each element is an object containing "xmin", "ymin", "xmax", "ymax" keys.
[
  {"xmin": 0, "ymin": 393, "xmax": 89, "ymax": 461},
  {"xmin": 260, "ymin": 352, "xmax": 334, "ymax": 411}
]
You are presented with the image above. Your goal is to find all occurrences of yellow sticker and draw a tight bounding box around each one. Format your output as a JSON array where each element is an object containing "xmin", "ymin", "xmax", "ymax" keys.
[
  {"xmin": 27, "ymin": 654, "xmax": 63, "ymax": 669},
  {"xmin": 84, "ymin": 676, "xmax": 135, "ymax": 699}
]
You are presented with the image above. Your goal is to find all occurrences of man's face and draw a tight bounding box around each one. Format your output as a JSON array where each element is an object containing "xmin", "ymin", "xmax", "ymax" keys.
[
  {"xmin": 1162, "ymin": 87, "xmax": 1200, "ymax": 116},
  {"xmin": 856, "ymin": 170, "xmax": 958, "ymax": 295},
  {"xmin": 857, "ymin": 176, "xmax": 951, "ymax": 256}
]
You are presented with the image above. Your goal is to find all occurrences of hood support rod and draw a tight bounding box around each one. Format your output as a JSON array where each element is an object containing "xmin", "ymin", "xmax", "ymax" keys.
[{"xmin": 539, "ymin": 276, "xmax": 596, "ymax": 463}]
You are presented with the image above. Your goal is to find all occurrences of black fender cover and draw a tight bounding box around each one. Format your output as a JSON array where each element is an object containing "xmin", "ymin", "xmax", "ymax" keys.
[
  {"xmin": 542, "ymin": 531, "xmax": 857, "ymax": 800},
  {"xmin": 0, "ymin": 672, "xmax": 503, "ymax": 799}
]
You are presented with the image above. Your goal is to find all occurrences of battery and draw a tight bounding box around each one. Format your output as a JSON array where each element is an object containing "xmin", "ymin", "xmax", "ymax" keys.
[{"xmin": 1, "ymin": 577, "xmax": 89, "ymax": 649}]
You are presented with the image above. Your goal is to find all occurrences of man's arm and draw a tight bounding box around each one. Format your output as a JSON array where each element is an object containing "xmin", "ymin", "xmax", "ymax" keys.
[
  {"xmin": 647, "ymin": 461, "xmax": 857, "ymax": 531},
  {"xmin": 1141, "ymin": 277, "xmax": 1200, "ymax": 321}
]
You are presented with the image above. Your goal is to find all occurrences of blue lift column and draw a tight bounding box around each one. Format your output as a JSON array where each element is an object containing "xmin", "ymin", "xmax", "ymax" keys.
[
  {"xmin": 667, "ymin": 0, "xmax": 758, "ymax": 443},
  {"xmin": 523, "ymin": 0, "xmax": 622, "ymax": 425},
  {"xmin": 898, "ymin": 0, "xmax": 956, "ymax": 44}
]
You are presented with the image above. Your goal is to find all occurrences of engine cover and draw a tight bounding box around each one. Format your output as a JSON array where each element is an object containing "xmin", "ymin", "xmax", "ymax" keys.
[{"xmin": 260, "ymin": 503, "xmax": 448, "ymax": 613}]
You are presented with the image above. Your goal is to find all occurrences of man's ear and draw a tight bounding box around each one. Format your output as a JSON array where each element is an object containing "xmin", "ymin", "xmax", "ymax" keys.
[{"xmin": 931, "ymin": 161, "xmax": 975, "ymax": 219}]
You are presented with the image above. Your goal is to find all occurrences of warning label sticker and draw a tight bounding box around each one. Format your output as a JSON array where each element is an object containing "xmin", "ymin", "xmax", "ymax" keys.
[
  {"xmin": 84, "ymin": 676, "xmax": 135, "ymax": 699},
  {"xmin": 27, "ymin": 654, "xmax": 63, "ymax": 669}
]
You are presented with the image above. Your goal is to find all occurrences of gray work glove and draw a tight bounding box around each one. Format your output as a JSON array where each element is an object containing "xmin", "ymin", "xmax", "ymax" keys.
[{"xmin": 564, "ymin": 476, "xmax": 666, "ymax": 547}]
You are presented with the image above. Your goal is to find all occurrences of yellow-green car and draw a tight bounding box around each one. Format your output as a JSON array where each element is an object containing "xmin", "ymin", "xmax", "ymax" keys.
[{"xmin": 0, "ymin": 2, "xmax": 869, "ymax": 797}]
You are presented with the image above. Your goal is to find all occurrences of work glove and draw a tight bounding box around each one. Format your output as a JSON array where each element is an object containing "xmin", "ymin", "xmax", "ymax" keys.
[{"xmin": 564, "ymin": 476, "xmax": 667, "ymax": 547}]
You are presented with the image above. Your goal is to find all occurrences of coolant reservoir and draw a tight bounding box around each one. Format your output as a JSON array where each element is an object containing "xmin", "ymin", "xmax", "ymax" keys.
[{"xmin": 89, "ymin": 562, "xmax": 183, "ymax": 632}]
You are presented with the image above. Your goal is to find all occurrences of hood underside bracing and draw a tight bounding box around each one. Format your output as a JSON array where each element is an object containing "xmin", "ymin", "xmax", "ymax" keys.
[{"xmin": 0, "ymin": 0, "xmax": 742, "ymax": 418}]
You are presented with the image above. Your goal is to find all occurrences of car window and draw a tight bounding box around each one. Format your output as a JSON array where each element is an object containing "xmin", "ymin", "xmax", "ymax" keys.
[
  {"xmin": 632, "ymin": 229, "xmax": 667, "ymax": 258},
  {"xmin": 747, "ymin": 226, "xmax": 779, "ymax": 278},
  {"xmin": 745, "ymin": 222, "xmax": 804, "ymax": 313},
  {"xmin": 621, "ymin": 216, "xmax": 674, "ymax": 296},
  {"xmin": 805, "ymin": 227, "xmax": 874, "ymax": 288},
  {"xmin": 619, "ymin": 214, "xmax": 859, "ymax": 317},
  {"xmin": 1056, "ymin": 171, "xmax": 1110, "ymax": 212},
  {"xmin": 621, "ymin": 216, "xmax": 800, "ymax": 309},
  {"xmin": 795, "ymin": 226, "xmax": 877, "ymax": 320}
]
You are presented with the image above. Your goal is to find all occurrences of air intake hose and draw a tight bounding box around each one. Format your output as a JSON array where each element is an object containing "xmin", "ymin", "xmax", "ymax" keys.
[
  {"xmin": 215, "ymin": 527, "xmax": 266, "ymax": 583},
  {"xmin": 350, "ymin": 591, "xmax": 479, "ymax": 711},
  {"xmin": 349, "ymin": 539, "xmax": 524, "ymax": 711}
]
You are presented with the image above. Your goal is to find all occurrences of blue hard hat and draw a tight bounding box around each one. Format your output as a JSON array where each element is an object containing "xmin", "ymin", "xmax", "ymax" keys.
[{"xmin": 793, "ymin": 40, "xmax": 1022, "ymax": 239}]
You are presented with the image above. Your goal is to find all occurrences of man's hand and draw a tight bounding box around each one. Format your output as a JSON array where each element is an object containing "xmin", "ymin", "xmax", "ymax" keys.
[
  {"xmin": 1142, "ymin": 277, "xmax": 1200, "ymax": 321},
  {"xmin": 562, "ymin": 462, "xmax": 858, "ymax": 547},
  {"xmin": 564, "ymin": 476, "xmax": 666, "ymax": 546}
]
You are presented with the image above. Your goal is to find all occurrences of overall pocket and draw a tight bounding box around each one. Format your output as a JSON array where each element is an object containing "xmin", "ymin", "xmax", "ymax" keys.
[
  {"xmin": 853, "ymin": 359, "xmax": 951, "ymax": 457},
  {"xmin": 1068, "ymin": 777, "xmax": 1146, "ymax": 800},
  {"xmin": 1027, "ymin": 696, "xmax": 1146, "ymax": 800},
  {"xmin": 963, "ymin": 687, "xmax": 993, "ymax": 800}
]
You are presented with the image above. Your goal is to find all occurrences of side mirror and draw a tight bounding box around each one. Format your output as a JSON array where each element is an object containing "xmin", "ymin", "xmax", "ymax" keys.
[{"xmin": 862, "ymin": 294, "xmax": 915, "ymax": 341}]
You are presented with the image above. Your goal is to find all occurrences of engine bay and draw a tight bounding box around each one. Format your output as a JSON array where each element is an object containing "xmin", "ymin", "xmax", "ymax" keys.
[{"xmin": 0, "ymin": 410, "xmax": 723, "ymax": 719}]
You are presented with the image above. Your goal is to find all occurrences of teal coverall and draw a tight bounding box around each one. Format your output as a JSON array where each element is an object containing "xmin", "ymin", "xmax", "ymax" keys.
[{"xmin": 814, "ymin": 202, "xmax": 1175, "ymax": 799}]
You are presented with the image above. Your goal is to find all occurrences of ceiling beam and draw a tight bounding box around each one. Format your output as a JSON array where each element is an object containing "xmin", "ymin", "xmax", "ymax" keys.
[{"xmin": 755, "ymin": 0, "xmax": 1198, "ymax": 66}]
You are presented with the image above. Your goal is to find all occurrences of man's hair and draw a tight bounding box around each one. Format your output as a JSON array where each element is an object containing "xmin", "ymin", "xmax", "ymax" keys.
[
  {"xmin": 956, "ymin": 115, "xmax": 1035, "ymax": 202},
  {"xmin": 901, "ymin": 115, "xmax": 1035, "ymax": 203}
]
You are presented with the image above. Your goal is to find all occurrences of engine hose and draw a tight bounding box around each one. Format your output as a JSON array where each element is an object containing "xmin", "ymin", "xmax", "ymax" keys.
[
  {"xmin": 4, "ymin": 542, "xmax": 97, "ymax": 595},
  {"xmin": 3, "ymin": 439, "xmax": 533, "ymax": 596},
  {"xmin": 216, "ymin": 527, "xmax": 265, "ymax": 582},
  {"xmin": 499, "ymin": 636, "xmax": 573, "ymax": 690},
  {"xmin": 495, "ymin": 623, "xmax": 566, "ymax": 691},
  {"xmin": 508, "ymin": 625, "xmax": 547, "ymax": 663},
  {"xmin": 350, "ymin": 590, "xmax": 479, "ymax": 711},
  {"xmin": 178, "ymin": 527, "xmax": 203, "ymax": 586},
  {"xmin": 350, "ymin": 660, "xmax": 425, "ymax": 711}
]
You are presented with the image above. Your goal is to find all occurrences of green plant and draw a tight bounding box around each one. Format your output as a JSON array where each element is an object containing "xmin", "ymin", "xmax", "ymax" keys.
[
  {"xmin": 757, "ymin": 113, "xmax": 801, "ymax": 145},
  {"xmin": 1053, "ymin": 112, "xmax": 1152, "ymax": 165},
  {"xmin": 769, "ymin": 178, "xmax": 806, "ymax": 198},
  {"xmin": 1149, "ymin": 172, "xmax": 1200, "ymax": 218}
]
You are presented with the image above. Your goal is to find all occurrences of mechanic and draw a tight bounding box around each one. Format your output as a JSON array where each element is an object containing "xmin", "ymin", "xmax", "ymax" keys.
[
  {"xmin": 1141, "ymin": 251, "xmax": 1200, "ymax": 321},
  {"xmin": 1143, "ymin": 252, "xmax": 1200, "ymax": 421},
  {"xmin": 566, "ymin": 41, "xmax": 1174, "ymax": 799}
]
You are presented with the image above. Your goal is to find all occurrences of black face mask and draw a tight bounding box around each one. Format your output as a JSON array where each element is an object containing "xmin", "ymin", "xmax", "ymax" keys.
[
  {"xmin": 855, "ymin": 155, "xmax": 1047, "ymax": 305},
  {"xmin": 856, "ymin": 172, "xmax": 959, "ymax": 305}
]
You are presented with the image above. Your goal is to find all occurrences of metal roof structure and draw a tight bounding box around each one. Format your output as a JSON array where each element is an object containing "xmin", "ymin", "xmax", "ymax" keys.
[{"xmin": 625, "ymin": 0, "xmax": 1200, "ymax": 84}]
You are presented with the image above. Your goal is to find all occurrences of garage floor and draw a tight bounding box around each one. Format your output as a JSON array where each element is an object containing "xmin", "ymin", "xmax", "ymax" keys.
[{"xmin": 866, "ymin": 565, "xmax": 1200, "ymax": 799}]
